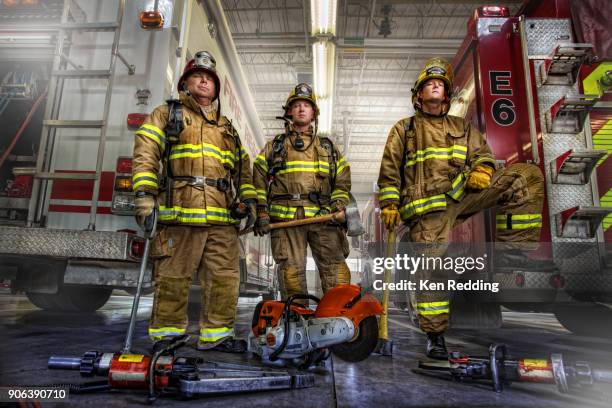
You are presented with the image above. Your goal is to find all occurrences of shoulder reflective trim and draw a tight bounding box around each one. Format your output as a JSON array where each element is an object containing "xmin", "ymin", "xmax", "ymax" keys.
[
  {"xmin": 405, "ymin": 144, "xmax": 467, "ymax": 167},
  {"xmin": 379, "ymin": 186, "xmax": 400, "ymax": 200},
  {"xmin": 331, "ymin": 189, "xmax": 349, "ymax": 201},
  {"xmin": 148, "ymin": 326, "xmax": 186, "ymax": 341},
  {"xmin": 417, "ymin": 301, "xmax": 450, "ymax": 315},
  {"xmin": 254, "ymin": 154, "xmax": 269, "ymax": 171},
  {"xmin": 136, "ymin": 124, "xmax": 167, "ymax": 148},
  {"xmin": 132, "ymin": 171, "xmax": 159, "ymax": 190},
  {"xmin": 199, "ymin": 327, "xmax": 234, "ymax": 342},
  {"xmin": 496, "ymin": 213, "xmax": 542, "ymax": 230},
  {"xmin": 400, "ymin": 194, "xmax": 446, "ymax": 219},
  {"xmin": 159, "ymin": 205, "xmax": 239, "ymax": 224},
  {"xmin": 447, "ymin": 172, "xmax": 466, "ymax": 201}
]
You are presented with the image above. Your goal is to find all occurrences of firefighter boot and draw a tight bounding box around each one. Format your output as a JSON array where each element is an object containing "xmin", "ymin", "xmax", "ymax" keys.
[
  {"xmin": 197, "ymin": 337, "xmax": 247, "ymax": 353},
  {"xmin": 426, "ymin": 332, "xmax": 448, "ymax": 360}
]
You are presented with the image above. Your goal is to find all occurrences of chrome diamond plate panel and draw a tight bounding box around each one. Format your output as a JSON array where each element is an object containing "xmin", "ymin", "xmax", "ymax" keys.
[{"xmin": 0, "ymin": 226, "xmax": 133, "ymax": 260}]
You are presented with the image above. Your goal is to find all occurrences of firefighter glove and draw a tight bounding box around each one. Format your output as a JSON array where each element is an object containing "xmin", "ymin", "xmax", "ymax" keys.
[
  {"xmin": 331, "ymin": 200, "xmax": 346, "ymax": 213},
  {"xmin": 381, "ymin": 204, "xmax": 401, "ymax": 231},
  {"xmin": 135, "ymin": 192, "xmax": 155, "ymax": 227},
  {"xmin": 466, "ymin": 165, "xmax": 494, "ymax": 190},
  {"xmin": 254, "ymin": 206, "xmax": 271, "ymax": 236}
]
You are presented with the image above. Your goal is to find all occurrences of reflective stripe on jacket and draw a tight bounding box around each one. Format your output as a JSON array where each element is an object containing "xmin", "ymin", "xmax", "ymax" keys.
[
  {"xmin": 252, "ymin": 128, "xmax": 351, "ymax": 221},
  {"xmin": 377, "ymin": 110, "xmax": 495, "ymax": 221},
  {"xmin": 132, "ymin": 92, "xmax": 255, "ymax": 226}
]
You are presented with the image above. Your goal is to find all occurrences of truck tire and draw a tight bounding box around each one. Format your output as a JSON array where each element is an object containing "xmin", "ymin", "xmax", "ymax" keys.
[
  {"xmin": 554, "ymin": 302, "xmax": 612, "ymax": 337},
  {"xmin": 27, "ymin": 285, "xmax": 112, "ymax": 313}
]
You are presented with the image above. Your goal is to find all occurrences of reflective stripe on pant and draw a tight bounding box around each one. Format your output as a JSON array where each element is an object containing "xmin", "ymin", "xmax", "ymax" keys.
[
  {"xmin": 409, "ymin": 163, "xmax": 544, "ymax": 333},
  {"xmin": 149, "ymin": 225, "xmax": 240, "ymax": 342},
  {"xmin": 270, "ymin": 208, "xmax": 351, "ymax": 299}
]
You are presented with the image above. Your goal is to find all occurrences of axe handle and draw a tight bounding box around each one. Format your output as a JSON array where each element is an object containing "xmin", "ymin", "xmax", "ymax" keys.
[
  {"xmin": 239, "ymin": 211, "xmax": 345, "ymax": 235},
  {"xmin": 379, "ymin": 229, "xmax": 396, "ymax": 341}
]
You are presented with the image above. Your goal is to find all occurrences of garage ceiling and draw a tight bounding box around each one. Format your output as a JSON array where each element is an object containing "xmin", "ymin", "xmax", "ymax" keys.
[{"xmin": 226, "ymin": 0, "xmax": 522, "ymax": 196}]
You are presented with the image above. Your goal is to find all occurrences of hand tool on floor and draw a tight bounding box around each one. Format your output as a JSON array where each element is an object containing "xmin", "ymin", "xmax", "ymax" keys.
[
  {"xmin": 249, "ymin": 284, "xmax": 383, "ymax": 367},
  {"xmin": 373, "ymin": 229, "xmax": 396, "ymax": 356},
  {"xmin": 123, "ymin": 209, "xmax": 157, "ymax": 354},
  {"xmin": 48, "ymin": 335, "xmax": 314, "ymax": 403},
  {"xmin": 241, "ymin": 193, "xmax": 365, "ymax": 237},
  {"xmin": 418, "ymin": 343, "xmax": 612, "ymax": 393}
]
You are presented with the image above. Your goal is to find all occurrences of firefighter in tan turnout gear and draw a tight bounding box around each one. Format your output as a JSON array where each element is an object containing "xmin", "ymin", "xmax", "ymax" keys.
[
  {"xmin": 132, "ymin": 51, "xmax": 257, "ymax": 353},
  {"xmin": 252, "ymin": 83, "xmax": 352, "ymax": 300},
  {"xmin": 377, "ymin": 58, "xmax": 546, "ymax": 359}
]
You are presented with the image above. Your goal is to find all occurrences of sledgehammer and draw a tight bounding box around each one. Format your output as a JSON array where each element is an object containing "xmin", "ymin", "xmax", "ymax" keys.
[{"xmin": 374, "ymin": 229, "xmax": 395, "ymax": 356}]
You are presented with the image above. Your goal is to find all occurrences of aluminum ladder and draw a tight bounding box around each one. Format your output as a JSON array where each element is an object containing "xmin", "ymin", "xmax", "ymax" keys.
[{"xmin": 26, "ymin": 0, "xmax": 128, "ymax": 230}]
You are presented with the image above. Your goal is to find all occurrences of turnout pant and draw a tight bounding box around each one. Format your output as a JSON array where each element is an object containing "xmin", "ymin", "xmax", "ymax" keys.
[
  {"xmin": 271, "ymin": 208, "xmax": 351, "ymax": 299},
  {"xmin": 408, "ymin": 163, "xmax": 544, "ymax": 333},
  {"xmin": 148, "ymin": 225, "xmax": 240, "ymax": 348}
]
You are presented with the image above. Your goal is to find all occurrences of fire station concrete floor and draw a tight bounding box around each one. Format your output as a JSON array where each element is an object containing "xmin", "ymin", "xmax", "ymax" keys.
[{"xmin": 1, "ymin": 290, "xmax": 611, "ymax": 408}]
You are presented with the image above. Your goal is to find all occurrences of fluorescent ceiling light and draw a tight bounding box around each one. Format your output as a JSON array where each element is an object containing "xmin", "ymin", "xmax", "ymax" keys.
[
  {"xmin": 313, "ymin": 40, "xmax": 336, "ymax": 135},
  {"xmin": 311, "ymin": 0, "xmax": 338, "ymax": 36}
]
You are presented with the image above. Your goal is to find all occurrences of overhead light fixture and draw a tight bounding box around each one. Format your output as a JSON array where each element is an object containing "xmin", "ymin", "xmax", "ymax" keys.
[
  {"xmin": 313, "ymin": 40, "xmax": 336, "ymax": 136},
  {"xmin": 311, "ymin": 0, "xmax": 338, "ymax": 36}
]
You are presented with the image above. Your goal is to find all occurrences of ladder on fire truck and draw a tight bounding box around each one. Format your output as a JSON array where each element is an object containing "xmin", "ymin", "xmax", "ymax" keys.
[
  {"xmin": 26, "ymin": 0, "xmax": 131, "ymax": 230},
  {"xmin": 524, "ymin": 19, "xmax": 610, "ymax": 276}
]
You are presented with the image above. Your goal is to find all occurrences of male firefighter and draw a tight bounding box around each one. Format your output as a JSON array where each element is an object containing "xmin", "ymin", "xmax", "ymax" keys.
[
  {"xmin": 132, "ymin": 51, "xmax": 257, "ymax": 353},
  {"xmin": 252, "ymin": 83, "xmax": 352, "ymax": 299},
  {"xmin": 377, "ymin": 58, "xmax": 546, "ymax": 359}
]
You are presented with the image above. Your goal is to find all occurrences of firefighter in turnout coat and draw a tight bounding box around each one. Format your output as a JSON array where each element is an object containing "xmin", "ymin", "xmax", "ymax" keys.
[
  {"xmin": 252, "ymin": 83, "xmax": 352, "ymax": 300},
  {"xmin": 377, "ymin": 58, "xmax": 546, "ymax": 359},
  {"xmin": 132, "ymin": 51, "xmax": 256, "ymax": 353}
]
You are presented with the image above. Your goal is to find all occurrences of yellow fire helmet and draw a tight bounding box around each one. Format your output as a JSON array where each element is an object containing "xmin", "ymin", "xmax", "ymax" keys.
[
  {"xmin": 283, "ymin": 83, "xmax": 319, "ymax": 117},
  {"xmin": 411, "ymin": 57, "xmax": 454, "ymax": 108}
]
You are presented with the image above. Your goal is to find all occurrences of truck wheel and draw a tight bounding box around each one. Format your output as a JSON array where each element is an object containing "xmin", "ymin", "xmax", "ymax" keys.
[
  {"xmin": 27, "ymin": 285, "xmax": 112, "ymax": 312},
  {"xmin": 554, "ymin": 302, "xmax": 612, "ymax": 337}
]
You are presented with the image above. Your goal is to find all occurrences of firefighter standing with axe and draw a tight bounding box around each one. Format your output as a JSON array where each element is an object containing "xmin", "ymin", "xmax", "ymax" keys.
[{"xmin": 252, "ymin": 83, "xmax": 353, "ymax": 300}]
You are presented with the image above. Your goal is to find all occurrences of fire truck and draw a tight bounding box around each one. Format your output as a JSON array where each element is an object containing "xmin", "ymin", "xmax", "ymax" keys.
[
  {"xmin": 0, "ymin": 0, "xmax": 276, "ymax": 312},
  {"xmin": 359, "ymin": 0, "xmax": 612, "ymax": 337}
]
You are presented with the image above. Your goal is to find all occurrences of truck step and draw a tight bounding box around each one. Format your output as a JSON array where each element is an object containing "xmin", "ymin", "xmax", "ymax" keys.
[
  {"xmin": 550, "ymin": 149, "xmax": 608, "ymax": 185},
  {"xmin": 545, "ymin": 94, "xmax": 599, "ymax": 133},
  {"xmin": 555, "ymin": 206, "xmax": 612, "ymax": 238},
  {"xmin": 539, "ymin": 43, "xmax": 594, "ymax": 86}
]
